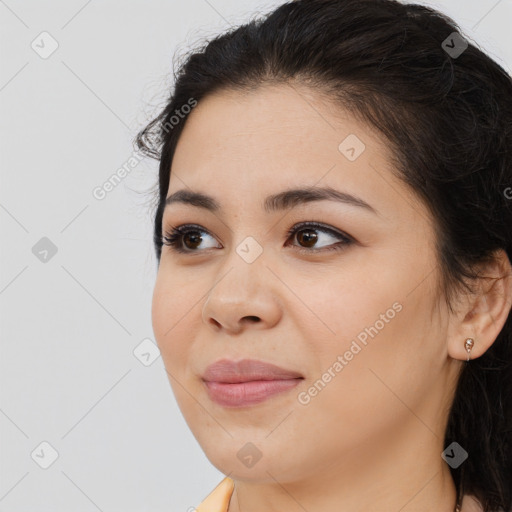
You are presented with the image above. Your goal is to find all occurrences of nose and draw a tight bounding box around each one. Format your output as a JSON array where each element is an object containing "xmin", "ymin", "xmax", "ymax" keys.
[{"xmin": 201, "ymin": 259, "xmax": 283, "ymax": 334}]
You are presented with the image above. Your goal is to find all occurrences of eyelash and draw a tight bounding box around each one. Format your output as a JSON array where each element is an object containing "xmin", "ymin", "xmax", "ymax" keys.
[{"xmin": 161, "ymin": 221, "xmax": 354, "ymax": 256}]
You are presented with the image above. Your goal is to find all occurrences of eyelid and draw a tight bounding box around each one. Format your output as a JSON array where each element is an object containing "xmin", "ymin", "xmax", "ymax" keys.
[
  {"xmin": 162, "ymin": 223, "xmax": 221, "ymax": 254},
  {"xmin": 285, "ymin": 221, "xmax": 353, "ymax": 242},
  {"xmin": 161, "ymin": 221, "xmax": 354, "ymax": 254}
]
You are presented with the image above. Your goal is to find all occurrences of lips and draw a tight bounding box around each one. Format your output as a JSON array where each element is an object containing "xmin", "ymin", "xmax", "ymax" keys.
[
  {"xmin": 201, "ymin": 358, "xmax": 304, "ymax": 407},
  {"xmin": 202, "ymin": 358, "xmax": 304, "ymax": 383}
]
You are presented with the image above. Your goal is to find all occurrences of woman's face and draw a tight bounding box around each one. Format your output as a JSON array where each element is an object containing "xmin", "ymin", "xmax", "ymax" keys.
[{"xmin": 152, "ymin": 84, "xmax": 460, "ymax": 485}]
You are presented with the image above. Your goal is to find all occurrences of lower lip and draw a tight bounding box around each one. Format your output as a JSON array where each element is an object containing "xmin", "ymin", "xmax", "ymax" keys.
[{"xmin": 203, "ymin": 378, "xmax": 302, "ymax": 407}]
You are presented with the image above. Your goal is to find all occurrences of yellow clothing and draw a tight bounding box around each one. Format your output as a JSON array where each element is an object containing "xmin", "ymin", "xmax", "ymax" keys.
[{"xmin": 196, "ymin": 477, "xmax": 234, "ymax": 512}]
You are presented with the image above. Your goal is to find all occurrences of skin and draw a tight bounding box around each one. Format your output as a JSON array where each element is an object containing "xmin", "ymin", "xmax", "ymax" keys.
[{"xmin": 152, "ymin": 83, "xmax": 512, "ymax": 512}]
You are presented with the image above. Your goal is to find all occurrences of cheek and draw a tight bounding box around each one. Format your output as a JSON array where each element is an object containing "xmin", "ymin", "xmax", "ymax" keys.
[
  {"xmin": 151, "ymin": 271, "xmax": 196, "ymax": 369},
  {"xmin": 295, "ymin": 253, "xmax": 437, "ymax": 381},
  {"xmin": 291, "ymin": 263, "xmax": 397, "ymax": 346},
  {"xmin": 151, "ymin": 276, "xmax": 204, "ymax": 416}
]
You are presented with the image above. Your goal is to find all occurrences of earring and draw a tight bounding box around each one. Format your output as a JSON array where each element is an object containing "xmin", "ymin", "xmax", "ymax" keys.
[{"xmin": 464, "ymin": 338, "xmax": 475, "ymax": 362}]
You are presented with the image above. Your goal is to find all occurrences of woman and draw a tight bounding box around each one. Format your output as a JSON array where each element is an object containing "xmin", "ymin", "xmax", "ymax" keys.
[{"xmin": 135, "ymin": 0, "xmax": 512, "ymax": 510}]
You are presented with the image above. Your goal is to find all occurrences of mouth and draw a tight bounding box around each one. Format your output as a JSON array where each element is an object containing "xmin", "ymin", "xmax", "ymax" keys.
[
  {"xmin": 203, "ymin": 378, "xmax": 303, "ymax": 407},
  {"xmin": 201, "ymin": 358, "xmax": 304, "ymax": 407}
]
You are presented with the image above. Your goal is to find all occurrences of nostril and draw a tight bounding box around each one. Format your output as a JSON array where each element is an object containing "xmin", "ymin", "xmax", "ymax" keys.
[
  {"xmin": 209, "ymin": 318, "xmax": 222, "ymax": 328},
  {"xmin": 243, "ymin": 316, "xmax": 260, "ymax": 323}
]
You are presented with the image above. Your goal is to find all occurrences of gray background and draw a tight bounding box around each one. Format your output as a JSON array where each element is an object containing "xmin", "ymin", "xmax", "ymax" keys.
[{"xmin": 0, "ymin": 1, "xmax": 510, "ymax": 511}]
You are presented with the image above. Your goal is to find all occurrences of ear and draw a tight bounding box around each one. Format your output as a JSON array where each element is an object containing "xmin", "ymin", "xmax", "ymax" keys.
[{"xmin": 447, "ymin": 249, "xmax": 512, "ymax": 361}]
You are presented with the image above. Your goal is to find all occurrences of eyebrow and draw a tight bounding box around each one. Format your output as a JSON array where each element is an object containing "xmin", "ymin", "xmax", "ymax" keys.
[{"xmin": 164, "ymin": 186, "xmax": 379, "ymax": 215}]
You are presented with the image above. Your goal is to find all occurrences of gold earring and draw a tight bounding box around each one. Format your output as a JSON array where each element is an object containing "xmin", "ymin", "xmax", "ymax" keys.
[{"xmin": 464, "ymin": 338, "xmax": 475, "ymax": 361}]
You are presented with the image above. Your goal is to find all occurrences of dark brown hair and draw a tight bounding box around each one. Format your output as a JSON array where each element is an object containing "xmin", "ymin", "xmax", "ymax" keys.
[{"xmin": 135, "ymin": 1, "xmax": 512, "ymax": 509}]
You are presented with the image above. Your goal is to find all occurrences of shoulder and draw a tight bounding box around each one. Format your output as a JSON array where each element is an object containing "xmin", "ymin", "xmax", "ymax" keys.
[{"xmin": 195, "ymin": 477, "xmax": 234, "ymax": 512}]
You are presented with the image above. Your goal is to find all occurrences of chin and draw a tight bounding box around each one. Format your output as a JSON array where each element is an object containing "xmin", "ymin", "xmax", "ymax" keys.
[{"xmin": 200, "ymin": 436, "xmax": 303, "ymax": 483}]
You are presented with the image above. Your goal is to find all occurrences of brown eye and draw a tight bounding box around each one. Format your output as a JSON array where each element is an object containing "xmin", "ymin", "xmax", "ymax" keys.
[
  {"xmin": 182, "ymin": 231, "xmax": 203, "ymax": 250},
  {"xmin": 295, "ymin": 228, "xmax": 318, "ymax": 248},
  {"xmin": 162, "ymin": 224, "xmax": 221, "ymax": 254},
  {"xmin": 162, "ymin": 221, "xmax": 354, "ymax": 256},
  {"xmin": 286, "ymin": 221, "xmax": 354, "ymax": 254}
]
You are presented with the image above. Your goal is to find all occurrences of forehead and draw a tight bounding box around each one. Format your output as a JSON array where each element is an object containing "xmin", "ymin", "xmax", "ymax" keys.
[
  {"xmin": 173, "ymin": 83, "xmax": 387, "ymax": 169},
  {"xmin": 168, "ymin": 84, "xmax": 420, "ymax": 221}
]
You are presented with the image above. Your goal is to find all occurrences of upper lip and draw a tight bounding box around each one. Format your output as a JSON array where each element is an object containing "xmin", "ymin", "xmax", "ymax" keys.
[{"xmin": 202, "ymin": 358, "xmax": 304, "ymax": 383}]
